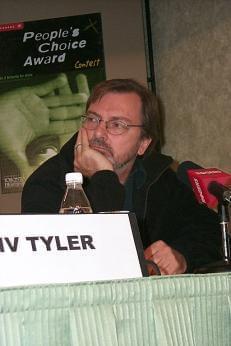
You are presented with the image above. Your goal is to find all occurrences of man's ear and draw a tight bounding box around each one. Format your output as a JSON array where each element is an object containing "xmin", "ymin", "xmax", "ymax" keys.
[{"xmin": 138, "ymin": 137, "xmax": 152, "ymax": 156}]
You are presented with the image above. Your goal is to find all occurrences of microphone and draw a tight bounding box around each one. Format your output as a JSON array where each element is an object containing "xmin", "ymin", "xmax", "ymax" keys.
[
  {"xmin": 208, "ymin": 182, "xmax": 231, "ymax": 204},
  {"xmin": 177, "ymin": 161, "xmax": 231, "ymax": 208},
  {"xmin": 177, "ymin": 161, "xmax": 231, "ymax": 273}
]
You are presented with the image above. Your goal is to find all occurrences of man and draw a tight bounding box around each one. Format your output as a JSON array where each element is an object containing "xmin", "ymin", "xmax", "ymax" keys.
[{"xmin": 21, "ymin": 78, "xmax": 221, "ymax": 275}]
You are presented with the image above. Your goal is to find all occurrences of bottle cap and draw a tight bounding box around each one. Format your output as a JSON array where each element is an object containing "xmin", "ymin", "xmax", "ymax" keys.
[{"xmin": 65, "ymin": 172, "xmax": 83, "ymax": 184}]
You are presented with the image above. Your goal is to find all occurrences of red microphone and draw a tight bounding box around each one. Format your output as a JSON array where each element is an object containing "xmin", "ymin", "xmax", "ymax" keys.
[
  {"xmin": 187, "ymin": 167, "xmax": 231, "ymax": 208},
  {"xmin": 177, "ymin": 162, "xmax": 231, "ymax": 273}
]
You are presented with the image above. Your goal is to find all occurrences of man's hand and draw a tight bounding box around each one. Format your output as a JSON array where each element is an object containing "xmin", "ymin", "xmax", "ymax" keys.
[
  {"xmin": 74, "ymin": 128, "xmax": 113, "ymax": 177},
  {"xmin": 144, "ymin": 240, "xmax": 187, "ymax": 275},
  {"xmin": 0, "ymin": 73, "xmax": 89, "ymax": 180}
]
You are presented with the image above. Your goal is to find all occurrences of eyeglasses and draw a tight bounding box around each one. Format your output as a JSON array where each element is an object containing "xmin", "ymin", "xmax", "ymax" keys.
[{"xmin": 81, "ymin": 114, "xmax": 144, "ymax": 135}]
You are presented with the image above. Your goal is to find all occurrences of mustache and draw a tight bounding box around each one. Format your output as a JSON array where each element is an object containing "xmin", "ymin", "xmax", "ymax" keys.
[{"xmin": 89, "ymin": 138, "xmax": 113, "ymax": 155}]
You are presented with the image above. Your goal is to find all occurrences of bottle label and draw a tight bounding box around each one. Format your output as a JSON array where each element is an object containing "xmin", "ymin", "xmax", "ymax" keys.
[{"xmin": 60, "ymin": 206, "xmax": 92, "ymax": 214}]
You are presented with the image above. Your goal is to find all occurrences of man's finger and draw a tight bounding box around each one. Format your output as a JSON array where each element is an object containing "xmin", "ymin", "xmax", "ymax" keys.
[
  {"xmin": 58, "ymin": 84, "xmax": 72, "ymax": 95},
  {"xmin": 31, "ymin": 73, "xmax": 68, "ymax": 97},
  {"xmin": 49, "ymin": 105, "xmax": 85, "ymax": 121},
  {"xmin": 46, "ymin": 119, "xmax": 81, "ymax": 135},
  {"xmin": 44, "ymin": 93, "xmax": 88, "ymax": 108},
  {"xmin": 76, "ymin": 74, "xmax": 90, "ymax": 96},
  {"xmin": 144, "ymin": 242, "xmax": 160, "ymax": 259},
  {"xmin": 80, "ymin": 127, "xmax": 90, "ymax": 148},
  {"xmin": 57, "ymin": 79, "xmax": 72, "ymax": 95}
]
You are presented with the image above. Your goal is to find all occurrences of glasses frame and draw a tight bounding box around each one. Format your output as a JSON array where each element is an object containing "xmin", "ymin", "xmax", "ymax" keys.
[{"xmin": 81, "ymin": 114, "xmax": 144, "ymax": 135}]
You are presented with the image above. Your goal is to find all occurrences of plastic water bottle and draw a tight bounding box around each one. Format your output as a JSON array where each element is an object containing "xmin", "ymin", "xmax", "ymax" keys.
[{"xmin": 59, "ymin": 172, "xmax": 93, "ymax": 214}]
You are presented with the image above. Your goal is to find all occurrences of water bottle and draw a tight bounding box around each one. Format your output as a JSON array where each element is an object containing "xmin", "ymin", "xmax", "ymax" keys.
[{"xmin": 59, "ymin": 172, "xmax": 93, "ymax": 214}]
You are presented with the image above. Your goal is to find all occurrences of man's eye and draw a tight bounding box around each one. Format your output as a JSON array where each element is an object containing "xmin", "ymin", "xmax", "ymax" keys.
[
  {"xmin": 109, "ymin": 121, "xmax": 126, "ymax": 129},
  {"xmin": 87, "ymin": 116, "xmax": 98, "ymax": 123}
]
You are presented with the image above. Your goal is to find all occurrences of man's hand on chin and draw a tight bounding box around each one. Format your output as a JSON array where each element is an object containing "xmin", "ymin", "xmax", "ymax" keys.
[{"xmin": 74, "ymin": 128, "xmax": 113, "ymax": 177}]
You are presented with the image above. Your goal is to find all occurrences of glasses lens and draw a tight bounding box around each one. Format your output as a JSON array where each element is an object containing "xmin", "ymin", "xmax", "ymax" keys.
[
  {"xmin": 82, "ymin": 115, "xmax": 99, "ymax": 130},
  {"xmin": 107, "ymin": 120, "xmax": 127, "ymax": 135}
]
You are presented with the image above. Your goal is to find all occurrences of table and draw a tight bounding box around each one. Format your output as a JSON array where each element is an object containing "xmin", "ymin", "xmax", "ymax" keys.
[{"xmin": 0, "ymin": 273, "xmax": 230, "ymax": 346}]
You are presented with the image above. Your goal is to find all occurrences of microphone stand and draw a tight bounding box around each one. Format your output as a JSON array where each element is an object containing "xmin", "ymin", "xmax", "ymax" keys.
[{"xmin": 195, "ymin": 200, "xmax": 231, "ymax": 273}]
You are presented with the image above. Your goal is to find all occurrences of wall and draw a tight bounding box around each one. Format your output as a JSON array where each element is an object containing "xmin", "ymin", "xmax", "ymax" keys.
[
  {"xmin": 0, "ymin": 0, "xmax": 147, "ymax": 213},
  {"xmin": 149, "ymin": 0, "xmax": 231, "ymax": 172}
]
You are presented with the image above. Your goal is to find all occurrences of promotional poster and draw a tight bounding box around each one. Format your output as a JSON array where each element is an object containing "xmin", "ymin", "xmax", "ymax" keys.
[{"xmin": 0, "ymin": 13, "xmax": 106, "ymax": 193}]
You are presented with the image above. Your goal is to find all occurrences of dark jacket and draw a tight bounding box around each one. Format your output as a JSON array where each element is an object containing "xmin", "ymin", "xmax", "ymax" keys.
[{"xmin": 21, "ymin": 133, "xmax": 222, "ymax": 272}]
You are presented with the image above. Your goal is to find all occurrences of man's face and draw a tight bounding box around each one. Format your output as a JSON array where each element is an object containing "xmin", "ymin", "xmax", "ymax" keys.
[{"xmin": 85, "ymin": 92, "xmax": 151, "ymax": 175}]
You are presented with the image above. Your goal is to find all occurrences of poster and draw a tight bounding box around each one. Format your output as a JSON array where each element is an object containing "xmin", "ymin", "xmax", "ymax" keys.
[{"xmin": 0, "ymin": 13, "xmax": 106, "ymax": 193}]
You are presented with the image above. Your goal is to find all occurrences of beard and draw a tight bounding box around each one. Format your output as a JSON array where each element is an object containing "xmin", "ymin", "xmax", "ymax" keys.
[
  {"xmin": 113, "ymin": 155, "xmax": 137, "ymax": 170},
  {"xmin": 89, "ymin": 137, "xmax": 137, "ymax": 172}
]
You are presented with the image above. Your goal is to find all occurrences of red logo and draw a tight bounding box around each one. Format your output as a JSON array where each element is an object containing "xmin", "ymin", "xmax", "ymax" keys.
[{"xmin": 0, "ymin": 22, "xmax": 24, "ymax": 32}]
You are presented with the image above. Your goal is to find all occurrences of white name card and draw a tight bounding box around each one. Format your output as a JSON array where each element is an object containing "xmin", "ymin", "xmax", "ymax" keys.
[{"xmin": 0, "ymin": 213, "xmax": 147, "ymax": 287}]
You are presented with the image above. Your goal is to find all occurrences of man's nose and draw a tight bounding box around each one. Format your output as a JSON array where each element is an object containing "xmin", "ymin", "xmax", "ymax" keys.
[{"xmin": 94, "ymin": 120, "xmax": 108, "ymax": 137}]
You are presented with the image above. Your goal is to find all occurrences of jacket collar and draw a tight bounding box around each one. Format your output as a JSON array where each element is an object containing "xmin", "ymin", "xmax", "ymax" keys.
[{"xmin": 139, "ymin": 151, "xmax": 174, "ymax": 185}]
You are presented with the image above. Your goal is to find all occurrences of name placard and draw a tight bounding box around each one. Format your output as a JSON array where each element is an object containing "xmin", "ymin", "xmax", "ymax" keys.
[{"xmin": 0, "ymin": 212, "xmax": 147, "ymax": 287}]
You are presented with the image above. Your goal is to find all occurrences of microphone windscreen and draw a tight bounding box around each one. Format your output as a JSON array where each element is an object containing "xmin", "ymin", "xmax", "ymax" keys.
[
  {"xmin": 188, "ymin": 168, "xmax": 231, "ymax": 208},
  {"xmin": 177, "ymin": 161, "xmax": 231, "ymax": 208}
]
